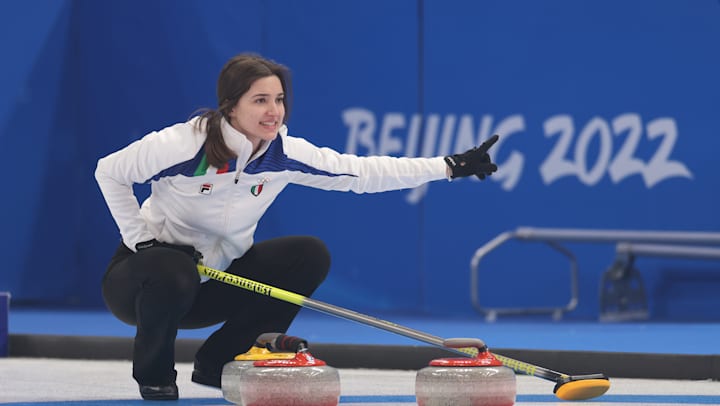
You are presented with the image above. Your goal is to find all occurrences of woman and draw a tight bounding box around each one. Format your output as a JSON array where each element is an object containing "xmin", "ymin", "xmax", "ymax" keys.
[{"xmin": 95, "ymin": 53, "xmax": 498, "ymax": 400}]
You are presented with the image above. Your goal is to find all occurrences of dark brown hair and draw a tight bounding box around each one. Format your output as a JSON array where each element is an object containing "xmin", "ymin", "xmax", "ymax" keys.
[{"xmin": 194, "ymin": 53, "xmax": 292, "ymax": 168}]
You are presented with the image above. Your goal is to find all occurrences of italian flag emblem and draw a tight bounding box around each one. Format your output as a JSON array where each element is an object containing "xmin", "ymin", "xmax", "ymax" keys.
[
  {"xmin": 250, "ymin": 177, "xmax": 269, "ymax": 197},
  {"xmin": 250, "ymin": 183, "xmax": 264, "ymax": 197}
]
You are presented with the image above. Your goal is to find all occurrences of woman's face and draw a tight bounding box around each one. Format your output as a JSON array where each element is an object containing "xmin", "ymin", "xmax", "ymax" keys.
[{"xmin": 228, "ymin": 75, "xmax": 285, "ymax": 149}]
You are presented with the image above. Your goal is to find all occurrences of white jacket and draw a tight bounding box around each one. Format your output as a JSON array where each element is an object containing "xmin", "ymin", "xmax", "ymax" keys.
[{"xmin": 95, "ymin": 117, "xmax": 447, "ymax": 272}]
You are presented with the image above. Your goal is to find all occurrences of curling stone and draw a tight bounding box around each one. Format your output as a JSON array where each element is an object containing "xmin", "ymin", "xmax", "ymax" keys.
[
  {"xmin": 221, "ymin": 333, "xmax": 297, "ymax": 405},
  {"xmin": 239, "ymin": 350, "xmax": 341, "ymax": 406},
  {"xmin": 416, "ymin": 338, "xmax": 516, "ymax": 406}
]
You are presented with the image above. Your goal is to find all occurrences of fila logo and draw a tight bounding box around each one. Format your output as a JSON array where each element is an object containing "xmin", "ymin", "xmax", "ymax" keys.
[{"xmin": 199, "ymin": 183, "xmax": 213, "ymax": 195}]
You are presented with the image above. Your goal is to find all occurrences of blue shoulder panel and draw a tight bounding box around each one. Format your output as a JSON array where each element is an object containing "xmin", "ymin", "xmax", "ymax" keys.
[
  {"xmin": 144, "ymin": 144, "xmax": 238, "ymax": 182},
  {"xmin": 244, "ymin": 138, "xmax": 356, "ymax": 178},
  {"xmin": 145, "ymin": 138, "xmax": 349, "ymax": 182},
  {"xmin": 145, "ymin": 146, "xmax": 206, "ymax": 183}
]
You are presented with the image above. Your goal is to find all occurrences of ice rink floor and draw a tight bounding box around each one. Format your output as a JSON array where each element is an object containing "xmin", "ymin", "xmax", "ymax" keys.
[
  {"xmin": 1, "ymin": 358, "xmax": 720, "ymax": 405},
  {"xmin": 3, "ymin": 309, "xmax": 720, "ymax": 405}
]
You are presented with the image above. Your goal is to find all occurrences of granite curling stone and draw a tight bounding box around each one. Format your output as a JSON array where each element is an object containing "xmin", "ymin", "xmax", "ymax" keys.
[
  {"xmin": 415, "ymin": 338, "xmax": 516, "ymax": 406},
  {"xmin": 221, "ymin": 333, "xmax": 298, "ymax": 405},
  {"xmin": 239, "ymin": 348, "xmax": 340, "ymax": 406}
]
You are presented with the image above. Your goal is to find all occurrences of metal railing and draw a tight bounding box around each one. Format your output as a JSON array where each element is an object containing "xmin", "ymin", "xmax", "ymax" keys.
[{"xmin": 470, "ymin": 227, "xmax": 720, "ymax": 321}]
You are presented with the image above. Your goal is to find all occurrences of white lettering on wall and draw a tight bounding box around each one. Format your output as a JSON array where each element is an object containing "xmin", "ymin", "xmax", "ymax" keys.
[
  {"xmin": 540, "ymin": 114, "xmax": 692, "ymax": 187},
  {"xmin": 342, "ymin": 108, "xmax": 693, "ymax": 204}
]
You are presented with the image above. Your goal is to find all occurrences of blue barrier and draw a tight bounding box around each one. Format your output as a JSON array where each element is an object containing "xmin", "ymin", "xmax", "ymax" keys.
[
  {"xmin": 1, "ymin": 0, "xmax": 719, "ymax": 320},
  {"xmin": 0, "ymin": 292, "xmax": 9, "ymax": 356}
]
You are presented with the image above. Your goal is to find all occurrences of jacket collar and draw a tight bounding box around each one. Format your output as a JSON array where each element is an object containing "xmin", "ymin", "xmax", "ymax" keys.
[{"xmin": 219, "ymin": 118, "xmax": 287, "ymax": 162}]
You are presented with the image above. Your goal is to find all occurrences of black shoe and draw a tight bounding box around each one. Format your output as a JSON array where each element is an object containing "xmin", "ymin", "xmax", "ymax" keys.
[
  {"xmin": 191, "ymin": 362, "xmax": 221, "ymax": 388},
  {"xmin": 139, "ymin": 383, "xmax": 179, "ymax": 400}
]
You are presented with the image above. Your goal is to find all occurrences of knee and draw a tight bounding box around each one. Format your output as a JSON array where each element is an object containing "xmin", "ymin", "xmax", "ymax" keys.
[
  {"xmin": 165, "ymin": 266, "xmax": 201, "ymax": 298},
  {"xmin": 146, "ymin": 268, "xmax": 199, "ymax": 317},
  {"xmin": 299, "ymin": 236, "xmax": 331, "ymax": 281},
  {"xmin": 138, "ymin": 248, "xmax": 201, "ymax": 298}
]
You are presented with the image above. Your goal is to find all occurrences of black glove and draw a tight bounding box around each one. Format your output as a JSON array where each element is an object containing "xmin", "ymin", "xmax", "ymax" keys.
[
  {"xmin": 444, "ymin": 134, "xmax": 500, "ymax": 180},
  {"xmin": 135, "ymin": 239, "xmax": 203, "ymax": 264}
]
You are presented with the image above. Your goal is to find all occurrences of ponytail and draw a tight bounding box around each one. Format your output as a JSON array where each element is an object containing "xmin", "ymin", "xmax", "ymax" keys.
[{"xmin": 194, "ymin": 109, "xmax": 236, "ymax": 168}]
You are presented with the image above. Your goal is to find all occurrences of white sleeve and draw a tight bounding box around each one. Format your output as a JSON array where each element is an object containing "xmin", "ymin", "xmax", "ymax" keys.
[
  {"xmin": 283, "ymin": 136, "xmax": 448, "ymax": 193},
  {"xmin": 94, "ymin": 121, "xmax": 203, "ymax": 250}
]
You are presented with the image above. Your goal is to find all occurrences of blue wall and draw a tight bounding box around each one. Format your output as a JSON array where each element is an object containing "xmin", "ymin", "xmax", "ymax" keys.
[{"xmin": 1, "ymin": 0, "xmax": 719, "ymax": 321}]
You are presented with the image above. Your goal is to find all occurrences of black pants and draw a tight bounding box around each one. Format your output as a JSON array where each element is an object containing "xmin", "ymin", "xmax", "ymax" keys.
[{"xmin": 101, "ymin": 236, "xmax": 331, "ymax": 386}]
